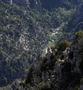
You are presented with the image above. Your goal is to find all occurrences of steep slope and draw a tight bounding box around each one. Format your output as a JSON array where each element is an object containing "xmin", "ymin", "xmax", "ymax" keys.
[
  {"xmin": 57, "ymin": 2, "xmax": 83, "ymax": 43},
  {"xmin": 0, "ymin": 1, "xmax": 73, "ymax": 87},
  {"xmin": 16, "ymin": 31, "xmax": 83, "ymax": 90},
  {"xmin": 66, "ymin": 2, "xmax": 83, "ymax": 32},
  {"xmin": 0, "ymin": 2, "xmax": 50, "ymax": 87},
  {"xmin": 0, "ymin": 0, "xmax": 83, "ymax": 89}
]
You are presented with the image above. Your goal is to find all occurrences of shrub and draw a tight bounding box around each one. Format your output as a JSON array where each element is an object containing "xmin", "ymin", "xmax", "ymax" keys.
[
  {"xmin": 74, "ymin": 31, "xmax": 83, "ymax": 43},
  {"xmin": 2, "ymin": 77, "xmax": 7, "ymax": 85},
  {"xmin": 51, "ymin": 46, "xmax": 57, "ymax": 51},
  {"xmin": 80, "ymin": 78, "xmax": 83, "ymax": 85},
  {"xmin": 74, "ymin": 31, "xmax": 83, "ymax": 39},
  {"xmin": 58, "ymin": 40, "xmax": 70, "ymax": 51},
  {"xmin": 73, "ymin": 84, "xmax": 79, "ymax": 90}
]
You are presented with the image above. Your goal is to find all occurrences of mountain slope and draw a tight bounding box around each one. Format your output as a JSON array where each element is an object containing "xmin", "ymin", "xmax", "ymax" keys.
[
  {"xmin": 0, "ymin": 2, "xmax": 50, "ymax": 86},
  {"xmin": 16, "ymin": 31, "xmax": 83, "ymax": 90},
  {"xmin": 0, "ymin": 1, "xmax": 72, "ymax": 87},
  {"xmin": 0, "ymin": 0, "xmax": 83, "ymax": 89},
  {"xmin": 59, "ymin": 2, "xmax": 83, "ymax": 42},
  {"xmin": 66, "ymin": 2, "xmax": 83, "ymax": 32}
]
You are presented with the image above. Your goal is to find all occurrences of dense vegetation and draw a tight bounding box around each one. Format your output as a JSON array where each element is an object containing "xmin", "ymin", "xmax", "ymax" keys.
[
  {"xmin": 16, "ymin": 31, "xmax": 83, "ymax": 90},
  {"xmin": 0, "ymin": 1, "xmax": 73, "ymax": 87},
  {"xmin": 0, "ymin": 0, "xmax": 83, "ymax": 89}
]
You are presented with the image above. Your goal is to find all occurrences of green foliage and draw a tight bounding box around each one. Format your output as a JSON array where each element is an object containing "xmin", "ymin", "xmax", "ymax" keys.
[
  {"xmin": 0, "ymin": 2, "xmax": 50, "ymax": 87},
  {"xmin": 0, "ymin": 0, "xmax": 82, "ymax": 89},
  {"xmin": 51, "ymin": 45, "xmax": 57, "ymax": 52},
  {"xmin": 0, "ymin": 85, "xmax": 13, "ymax": 90},
  {"xmin": 2, "ymin": 77, "xmax": 7, "ymax": 85},
  {"xmin": 58, "ymin": 40, "xmax": 70, "ymax": 51},
  {"xmin": 73, "ymin": 84, "xmax": 79, "ymax": 90},
  {"xmin": 80, "ymin": 78, "xmax": 83, "ymax": 85},
  {"xmin": 37, "ymin": 81, "xmax": 46, "ymax": 90},
  {"xmin": 74, "ymin": 30, "xmax": 83, "ymax": 40},
  {"xmin": 54, "ymin": 55, "xmax": 60, "ymax": 61}
]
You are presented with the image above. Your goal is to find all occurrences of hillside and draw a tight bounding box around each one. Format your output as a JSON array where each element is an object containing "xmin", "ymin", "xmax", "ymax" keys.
[
  {"xmin": 65, "ymin": 2, "xmax": 83, "ymax": 32},
  {"xmin": 0, "ymin": 0, "xmax": 83, "ymax": 89},
  {"xmin": 55, "ymin": 2, "xmax": 83, "ymax": 43},
  {"xmin": 16, "ymin": 31, "xmax": 83, "ymax": 90},
  {"xmin": 0, "ymin": 2, "xmax": 50, "ymax": 87}
]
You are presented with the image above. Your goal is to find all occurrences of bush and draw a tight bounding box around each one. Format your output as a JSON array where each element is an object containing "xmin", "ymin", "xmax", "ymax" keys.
[
  {"xmin": 73, "ymin": 84, "xmax": 79, "ymax": 90},
  {"xmin": 80, "ymin": 78, "xmax": 83, "ymax": 85},
  {"xmin": 51, "ymin": 46, "xmax": 57, "ymax": 52},
  {"xmin": 58, "ymin": 40, "xmax": 70, "ymax": 51},
  {"xmin": 74, "ymin": 31, "xmax": 83, "ymax": 39},
  {"xmin": 2, "ymin": 77, "xmax": 7, "ymax": 85}
]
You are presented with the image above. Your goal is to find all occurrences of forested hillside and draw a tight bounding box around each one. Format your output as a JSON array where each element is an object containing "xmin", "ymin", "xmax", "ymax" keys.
[
  {"xmin": 0, "ymin": 2, "xmax": 50, "ymax": 87},
  {"xmin": 0, "ymin": 0, "xmax": 83, "ymax": 90},
  {"xmin": 16, "ymin": 31, "xmax": 83, "ymax": 90}
]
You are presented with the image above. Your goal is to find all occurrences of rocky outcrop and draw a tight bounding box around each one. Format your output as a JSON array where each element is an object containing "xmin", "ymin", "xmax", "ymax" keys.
[{"xmin": 16, "ymin": 31, "xmax": 83, "ymax": 90}]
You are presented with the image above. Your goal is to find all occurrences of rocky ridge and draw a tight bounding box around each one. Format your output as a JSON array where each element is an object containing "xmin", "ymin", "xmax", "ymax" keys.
[{"xmin": 16, "ymin": 31, "xmax": 83, "ymax": 90}]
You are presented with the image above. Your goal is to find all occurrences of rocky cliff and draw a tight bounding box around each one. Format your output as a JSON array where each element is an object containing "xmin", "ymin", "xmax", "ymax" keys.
[{"xmin": 16, "ymin": 31, "xmax": 83, "ymax": 90}]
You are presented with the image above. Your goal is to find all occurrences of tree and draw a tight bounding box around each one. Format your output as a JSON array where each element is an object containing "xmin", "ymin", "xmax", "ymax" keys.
[
  {"xmin": 74, "ymin": 31, "xmax": 83, "ymax": 39},
  {"xmin": 2, "ymin": 77, "xmax": 7, "ymax": 85},
  {"xmin": 58, "ymin": 40, "xmax": 70, "ymax": 51}
]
